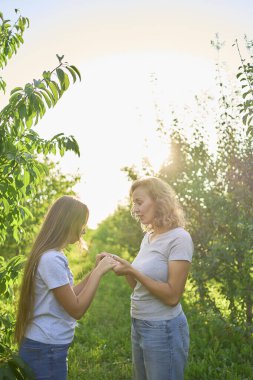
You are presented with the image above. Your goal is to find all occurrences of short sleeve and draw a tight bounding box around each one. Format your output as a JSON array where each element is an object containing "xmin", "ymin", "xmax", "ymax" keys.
[
  {"xmin": 38, "ymin": 252, "xmax": 71, "ymax": 290},
  {"xmin": 168, "ymin": 232, "xmax": 194, "ymax": 262}
]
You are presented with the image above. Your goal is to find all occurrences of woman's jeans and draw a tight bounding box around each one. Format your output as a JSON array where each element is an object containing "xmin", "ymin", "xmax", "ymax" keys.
[
  {"xmin": 19, "ymin": 337, "xmax": 70, "ymax": 380},
  {"xmin": 131, "ymin": 312, "xmax": 189, "ymax": 380}
]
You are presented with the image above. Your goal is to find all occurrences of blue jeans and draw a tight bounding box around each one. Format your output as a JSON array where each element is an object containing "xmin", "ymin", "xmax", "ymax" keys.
[
  {"xmin": 131, "ymin": 312, "xmax": 189, "ymax": 380},
  {"xmin": 19, "ymin": 337, "xmax": 70, "ymax": 380}
]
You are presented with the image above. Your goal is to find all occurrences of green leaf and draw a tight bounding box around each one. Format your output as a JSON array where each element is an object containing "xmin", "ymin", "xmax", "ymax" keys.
[
  {"xmin": 39, "ymin": 90, "xmax": 52, "ymax": 108},
  {"xmin": 26, "ymin": 114, "xmax": 33, "ymax": 128},
  {"xmin": 63, "ymin": 72, "xmax": 70, "ymax": 90},
  {"xmin": 51, "ymin": 133, "xmax": 64, "ymax": 141},
  {"xmin": 9, "ymin": 92, "xmax": 23, "ymax": 104},
  {"xmin": 19, "ymin": 205, "xmax": 33, "ymax": 218},
  {"xmin": 56, "ymin": 68, "xmax": 65, "ymax": 89},
  {"xmin": 3, "ymin": 197, "xmax": 10, "ymax": 213},
  {"xmin": 24, "ymin": 83, "xmax": 34, "ymax": 96},
  {"xmin": 48, "ymin": 80, "xmax": 60, "ymax": 101},
  {"xmin": 69, "ymin": 65, "xmax": 81, "ymax": 81},
  {"xmin": 242, "ymin": 113, "xmax": 248, "ymax": 125},
  {"xmin": 18, "ymin": 103, "xmax": 26, "ymax": 119},
  {"xmin": 10, "ymin": 87, "xmax": 23, "ymax": 95},
  {"xmin": 65, "ymin": 66, "xmax": 77, "ymax": 83},
  {"xmin": 38, "ymin": 86, "xmax": 55, "ymax": 105},
  {"xmin": 242, "ymin": 90, "xmax": 253, "ymax": 99},
  {"xmin": 23, "ymin": 171, "xmax": 30, "ymax": 187},
  {"xmin": 42, "ymin": 70, "xmax": 51, "ymax": 83}
]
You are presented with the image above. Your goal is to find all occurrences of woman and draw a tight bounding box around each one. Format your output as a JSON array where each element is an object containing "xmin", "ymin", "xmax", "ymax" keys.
[
  {"xmin": 100, "ymin": 177, "xmax": 193, "ymax": 380},
  {"xmin": 15, "ymin": 195, "xmax": 117, "ymax": 380}
]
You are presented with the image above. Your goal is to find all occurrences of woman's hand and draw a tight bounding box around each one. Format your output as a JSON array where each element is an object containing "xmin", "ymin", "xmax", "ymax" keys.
[
  {"xmin": 95, "ymin": 252, "xmax": 133, "ymax": 276},
  {"xmin": 112, "ymin": 256, "xmax": 132, "ymax": 276}
]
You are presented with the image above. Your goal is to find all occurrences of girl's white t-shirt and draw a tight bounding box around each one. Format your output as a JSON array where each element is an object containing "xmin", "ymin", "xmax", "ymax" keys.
[
  {"xmin": 25, "ymin": 250, "xmax": 76, "ymax": 344},
  {"xmin": 131, "ymin": 227, "xmax": 194, "ymax": 320}
]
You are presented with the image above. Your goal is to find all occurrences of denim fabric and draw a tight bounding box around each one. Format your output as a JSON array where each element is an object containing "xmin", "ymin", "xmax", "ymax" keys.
[
  {"xmin": 131, "ymin": 312, "xmax": 189, "ymax": 380},
  {"xmin": 19, "ymin": 337, "xmax": 70, "ymax": 380}
]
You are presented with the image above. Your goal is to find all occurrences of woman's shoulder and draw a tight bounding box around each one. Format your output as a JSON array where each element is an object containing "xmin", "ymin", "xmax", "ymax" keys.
[
  {"xmin": 167, "ymin": 228, "xmax": 194, "ymax": 250},
  {"xmin": 174, "ymin": 227, "xmax": 192, "ymax": 240}
]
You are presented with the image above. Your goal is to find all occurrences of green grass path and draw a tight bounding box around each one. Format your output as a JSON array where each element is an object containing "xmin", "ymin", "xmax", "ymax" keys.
[{"xmin": 68, "ymin": 250, "xmax": 132, "ymax": 379}]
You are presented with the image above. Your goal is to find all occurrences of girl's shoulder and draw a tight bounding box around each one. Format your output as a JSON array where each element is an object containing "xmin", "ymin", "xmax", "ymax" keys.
[{"xmin": 39, "ymin": 250, "xmax": 67, "ymax": 266}]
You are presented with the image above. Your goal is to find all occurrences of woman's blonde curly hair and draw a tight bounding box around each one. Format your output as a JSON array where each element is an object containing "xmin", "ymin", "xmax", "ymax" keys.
[{"xmin": 130, "ymin": 177, "xmax": 185, "ymax": 232}]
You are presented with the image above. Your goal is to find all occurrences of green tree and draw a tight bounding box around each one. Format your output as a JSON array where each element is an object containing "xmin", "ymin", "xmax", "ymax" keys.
[
  {"xmin": 0, "ymin": 158, "xmax": 80, "ymax": 260},
  {"xmin": 158, "ymin": 81, "xmax": 253, "ymax": 327},
  {"xmin": 235, "ymin": 37, "xmax": 253, "ymax": 136},
  {"xmin": 0, "ymin": 10, "xmax": 81, "ymax": 245},
  {"xmin": 0, "ymin": 9, "xmax": 81, "ymax": 378},
  {"xmin": 118, "ymin": 38, "xmax": 253, "ymax": 328}
]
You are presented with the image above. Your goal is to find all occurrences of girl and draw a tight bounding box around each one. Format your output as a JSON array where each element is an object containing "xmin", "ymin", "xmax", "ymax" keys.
[
  {"xmin": 15, "ymin": 195, "xmax": 117, "ymax": 380},
  {"xmin": 100, "ymin": 177, "xmax": 194, "ymax": 380}
]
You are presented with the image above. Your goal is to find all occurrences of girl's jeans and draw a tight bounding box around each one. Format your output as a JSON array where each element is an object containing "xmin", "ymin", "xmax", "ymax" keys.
[
  {"xmin": 131, "ymin": 312, "xmax": 189, "ymax": 380},
  {"xmin": 19, "ymin": 337, "xmax": 70, "ymax": 380}
]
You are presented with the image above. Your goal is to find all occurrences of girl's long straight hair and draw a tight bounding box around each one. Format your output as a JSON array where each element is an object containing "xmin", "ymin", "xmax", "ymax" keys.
[{"xmin": 15, "ymin": 195, "xmax": 89, "ymax": 344}]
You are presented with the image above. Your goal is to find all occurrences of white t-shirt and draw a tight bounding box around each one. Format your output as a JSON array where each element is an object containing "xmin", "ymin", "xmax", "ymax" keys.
[
  {"xmin": 25, "ymin": 250, "xmax": 76, "ymax": 344},
  {"xmin": 131, "ymin": 227, "xmax": 194, "ymax": 320}
]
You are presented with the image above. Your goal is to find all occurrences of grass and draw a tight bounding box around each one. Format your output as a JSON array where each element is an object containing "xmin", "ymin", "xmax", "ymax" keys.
[
  {"xmin": 65, "ymin": 248, "xmax": 253, "ymax": 379},
  {"xmin": 67, "ymin": 248, "xmax": 132, "ymax": 379}
]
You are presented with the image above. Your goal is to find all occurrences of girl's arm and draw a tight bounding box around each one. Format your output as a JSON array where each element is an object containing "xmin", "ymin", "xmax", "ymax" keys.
[
  {"xmin": 73, "ymin": 271, "xmax": 93, "ymax": 296},
  {"xmin": 73, "ymin": 252, "xmax": 107, "ymax": 295},
  {"xmin": 114, "ymin": 257, "xmax": 190, "ymax": 306},
  {"xmin": 52, "ymin": 256, "xmax": 117, "ymax": 320}
]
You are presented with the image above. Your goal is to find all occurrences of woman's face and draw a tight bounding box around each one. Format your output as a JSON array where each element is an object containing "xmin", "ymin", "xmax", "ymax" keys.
[{"xmin": 132, "ymin": 186, "xmax": 156, "ymax": 226}]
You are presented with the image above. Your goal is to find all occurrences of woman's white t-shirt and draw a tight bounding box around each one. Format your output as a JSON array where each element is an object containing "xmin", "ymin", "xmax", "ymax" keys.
[{"xmin": 131, "ymin": 227, "xmax": 194, "ymax": 320}]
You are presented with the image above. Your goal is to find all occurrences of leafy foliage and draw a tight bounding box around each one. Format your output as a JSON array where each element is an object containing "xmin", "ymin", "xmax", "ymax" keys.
[
  {"xmin": 0, "ymin": 8, "xmax": 82, "ymax": 378},
  {"xmin": 0, "ymin": 9, "xmax": 29, "ymax": 93},
  {"xmin": 154, "ymin": 43, "xmax": 253, "ymax": 327},
  {"xmin": 0, "ymin": 159, "xmax": 80, "ymax": 260},
  {"xmin": 0, "ymin": 9, "xmax": 81, "ymax": 246},
  {"xmin": 235, "ymin": 37, "xmax": 253, "ymax": 136},
  {"xmin": 99, "ymin": 38, "xmax": 253, "ymax": 329}
]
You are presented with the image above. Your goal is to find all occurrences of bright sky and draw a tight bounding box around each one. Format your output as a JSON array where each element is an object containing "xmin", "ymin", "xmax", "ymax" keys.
[{"xmin": 1, "ymin": 0, "xmax": 253, "ymax": 227}]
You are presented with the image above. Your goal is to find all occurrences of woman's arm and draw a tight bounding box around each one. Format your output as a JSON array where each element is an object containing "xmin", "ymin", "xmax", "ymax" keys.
[
  {"xmin": 52, "ymin": 256, "xmax": 117, "ymax": 320},
  {"xmin": 125, "ymin": 274, "xmax": 137, "ymax": 289},
  {"xmin": 114, "ymin": 257, "xmax": 190, "ymax": 306}
]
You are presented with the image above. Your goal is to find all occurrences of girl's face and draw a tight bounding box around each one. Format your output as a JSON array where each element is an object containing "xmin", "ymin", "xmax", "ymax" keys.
[
  {"xmin": 67, "ymin": 213, "xmax": 88, "ymax": 246},
  {"xmin": 132, "ymin": 186, "xmax": 156, "ymax": 226}
]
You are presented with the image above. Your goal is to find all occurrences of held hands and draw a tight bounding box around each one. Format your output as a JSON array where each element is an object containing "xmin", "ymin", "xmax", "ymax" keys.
[
  {"xmin": 96, "ymin": 252, "xmax": 132, "ymax": 276},
  {"xmin": 95, "ymin": 255, "xmax": 118, "ymax": 276}
]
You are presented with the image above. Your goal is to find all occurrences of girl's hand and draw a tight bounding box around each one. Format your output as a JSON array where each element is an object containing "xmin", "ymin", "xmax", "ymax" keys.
[
  {"xmin": 96, "ymin": 256, "xmax": 118, "ymax": 276},
  {"xmin": 95, "ymin": 252, "xmax": 110, "ymax": 267}
]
